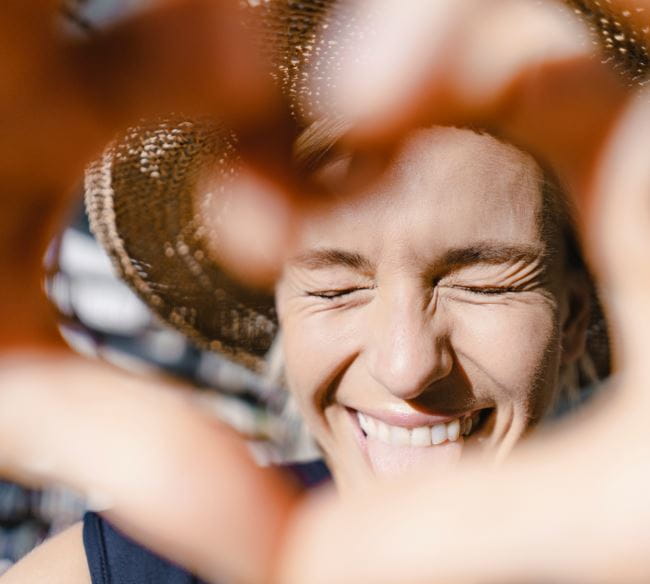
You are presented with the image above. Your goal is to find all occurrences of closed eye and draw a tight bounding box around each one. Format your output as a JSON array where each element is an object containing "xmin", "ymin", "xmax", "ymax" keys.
[
  {"xmin": 453, "ymin": 285, "xmax": 521, "ymax": 295},
  {"xmin": 306, "ymin": 287, "xmax": 369, "ymax": 299}
]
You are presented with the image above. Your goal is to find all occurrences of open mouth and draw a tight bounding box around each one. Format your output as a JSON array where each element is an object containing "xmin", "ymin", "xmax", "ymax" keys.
[
  {"xmin": 351, "ymin": 407, "xmax": 493, "ymax": 448},
  {"xmin": 345, "ymin": 406, "xmax": 495, "ymax": 476}
]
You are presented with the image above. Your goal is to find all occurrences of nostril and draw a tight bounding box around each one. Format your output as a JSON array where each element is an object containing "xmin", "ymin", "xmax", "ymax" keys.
[
  {"xmin": 365, "ymin": 298, "xmax": 454, "ymax": 398},
  {"xmin": 371, "ymin": 352, "xmax": 454, "ymax": 400}
]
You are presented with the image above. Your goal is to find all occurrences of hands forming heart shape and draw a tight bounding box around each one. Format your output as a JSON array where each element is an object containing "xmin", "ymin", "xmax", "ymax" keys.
[{"xmin": 1, "ymin": 1, "xmax": 650, "ymax": 583}]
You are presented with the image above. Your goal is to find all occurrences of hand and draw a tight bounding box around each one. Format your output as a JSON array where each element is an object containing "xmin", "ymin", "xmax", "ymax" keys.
[
  {"xmin": 0, "ymin": 353, "xmax": 299, "ymax": 584},
  {"xmin": 0, "ymin": 3, "xmax": 297, "ymax": 583},
  {"xmin": 0, "ymin": 0, "xmax": 290, "ymax": 346},
  {"xmin": 274, "ymin": 2, "xmax": 650, "ymax": 583}
]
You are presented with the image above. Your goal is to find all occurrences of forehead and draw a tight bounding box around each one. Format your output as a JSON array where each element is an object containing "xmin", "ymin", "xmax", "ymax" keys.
[{"xmin": 299, "ymin": 127, "xmax": 547, "ymax": 259}]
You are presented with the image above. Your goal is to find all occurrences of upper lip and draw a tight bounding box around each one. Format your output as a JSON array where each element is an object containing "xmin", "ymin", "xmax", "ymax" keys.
[{"xmin": 348, "ymin": 405, "xmax": 486, "ymax": 429}]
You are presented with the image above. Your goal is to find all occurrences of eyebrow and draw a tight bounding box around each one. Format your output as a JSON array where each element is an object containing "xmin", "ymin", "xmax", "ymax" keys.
[
  {"xmin": 440, "ymin": 243, "xmax": 546, "ymax": 268},
  {"xmin": 290, "ymin": 242, "xmax": 546, "ymax": 273},
  {"xmin": 290, "ymin": 248, "xmax": 374, "ymax": 272}
]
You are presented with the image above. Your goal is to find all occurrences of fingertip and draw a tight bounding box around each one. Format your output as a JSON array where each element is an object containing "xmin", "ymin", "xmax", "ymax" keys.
[
  {"xmin": 312, "ymin": 0, "xmax": 461, "ymax": 138},
  {"xmin": 200, "ymin": 167, "xmax": 298, "ymax": 290}
]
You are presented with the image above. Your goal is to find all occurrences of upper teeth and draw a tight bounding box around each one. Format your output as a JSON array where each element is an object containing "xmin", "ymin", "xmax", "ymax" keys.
[{"xmin": 357, "ymin": 411, "xmax": 480, "ymax": 447}]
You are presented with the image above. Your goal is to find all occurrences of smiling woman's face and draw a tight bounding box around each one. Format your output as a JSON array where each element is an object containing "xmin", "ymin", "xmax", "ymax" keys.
[{"xmin": 275, "ymin": 126, "xmax": 585, "ymax": 487}]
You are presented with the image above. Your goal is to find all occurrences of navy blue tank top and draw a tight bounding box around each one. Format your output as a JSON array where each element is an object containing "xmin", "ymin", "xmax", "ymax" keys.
[{"xmin": 83, "ymin": 461, "xmax": 330, "ymax": 584}]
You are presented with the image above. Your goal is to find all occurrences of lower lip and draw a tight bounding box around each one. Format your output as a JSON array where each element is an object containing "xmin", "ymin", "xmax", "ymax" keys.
[{"xmin": 346, "ymin": 409, "xmax": 466, "ymax": 477}]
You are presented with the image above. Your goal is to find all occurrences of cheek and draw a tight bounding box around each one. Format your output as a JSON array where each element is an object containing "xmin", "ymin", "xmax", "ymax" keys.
[
  {"xmin": 281, "ymin": 311, "xmax": 361, "ymax": 422},
  {"xmin": 449, "ymin": 301, "xmax": 561, "ymax": 407}
]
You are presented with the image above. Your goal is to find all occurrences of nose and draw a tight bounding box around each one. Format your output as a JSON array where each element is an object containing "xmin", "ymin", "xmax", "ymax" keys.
[{"xmin": 365, "ymin": 284, "xmax": 453, "ymax": 400}]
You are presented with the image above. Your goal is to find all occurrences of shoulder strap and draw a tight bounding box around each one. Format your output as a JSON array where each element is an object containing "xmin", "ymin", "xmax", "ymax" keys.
[{"xmin": 83, "ymin": 512, "xmax": 204, "ymax": 584}]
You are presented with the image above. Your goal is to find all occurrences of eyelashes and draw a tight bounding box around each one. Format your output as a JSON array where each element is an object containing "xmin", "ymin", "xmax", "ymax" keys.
[
  {"xmin": 306, "ymin": 285, "xmax": 521, "ymax": 301},
  {"xmin": 450, "ymin": 286, "xmax": 521, "ymax": 295},
  {"xmin": 306, "ymin": 287, "xmax": 370, "ymax": 300}
]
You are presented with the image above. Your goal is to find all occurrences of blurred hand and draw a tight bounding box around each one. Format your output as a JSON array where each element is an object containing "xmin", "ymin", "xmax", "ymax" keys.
[
  {"xmin": 275, "ymin": 2, "xmax": 650, "ymax": 583},
  {"xmin": 0, "ymin": 3, "xmax": 296, "ymax": 582},
  {"xmin": 0, "ymin": 0, "xmax": 291, "ymax": 345},
  {"xmin": 0, "ymin": 353, "xmax": 298, "ymax": 584}
]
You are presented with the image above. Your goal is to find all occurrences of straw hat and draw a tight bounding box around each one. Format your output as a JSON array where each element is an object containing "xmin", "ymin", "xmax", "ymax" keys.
[{"xmin": 85, "ymin": 0, "xmax": 646, "ymax": 376}]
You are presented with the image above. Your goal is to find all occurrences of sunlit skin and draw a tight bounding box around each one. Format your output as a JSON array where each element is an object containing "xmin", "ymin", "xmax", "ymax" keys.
[{"xmin": 276, "ymin": 126, "xmax": 589, "ymax": 487}]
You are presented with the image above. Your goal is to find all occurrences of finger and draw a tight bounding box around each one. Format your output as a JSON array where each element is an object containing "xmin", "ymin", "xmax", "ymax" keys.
[
  {"xmin": 0, "ymin": 353, "xmax": 298, "ymax": 584},
  {"xmin": 584, "ymin": 90, "xmax": 650, "ymax": 386},
  {"xmin": 197, "ymin": 140, "xmax": 400, "ymax": 289},
  {"xmin": 198, "ymin": 166, "xmax": 300, "ymax": 289},
  {"xmin": 1, "ymin": 0, "xmax": 282, "ymax": 190},
  {"xmin": 0, "ymin": 0, "xmax": 296, "ymax": 346},
  {"xmin": 319, "ymin": 0, "xmax": 589, "ymax": 129},
  {"xmin": 278, "ymin": 383, "xmax": 650, "ymax": 584},
  {"xmin": 320, "ymin": 0, "xmax": 629, "ymax": 192}
]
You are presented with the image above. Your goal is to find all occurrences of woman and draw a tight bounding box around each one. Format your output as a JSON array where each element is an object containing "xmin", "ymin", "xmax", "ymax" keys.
[
  {"xmin": 3, "ymin": 1, "xmax": 644, "ymax": 584},
  {"xmin": 2, "ymin": 118, "xmax": 599, "ymax": 582}
]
